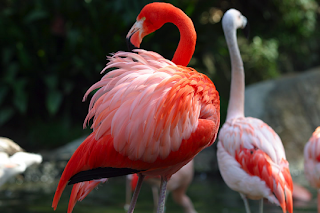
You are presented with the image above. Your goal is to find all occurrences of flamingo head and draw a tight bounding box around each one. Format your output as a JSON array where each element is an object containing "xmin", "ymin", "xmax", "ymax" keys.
[
  {"xmin": 222, "ymin": 9, "xmax": 247, "ymax": 32},
  {"xmin": 126, "ymin": 2, "xmax": 176, "ymax": 51}
]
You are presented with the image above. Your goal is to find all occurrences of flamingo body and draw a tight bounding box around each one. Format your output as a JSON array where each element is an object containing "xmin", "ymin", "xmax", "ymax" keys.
[
  {"xmin": 53, "ymin": 3, "xmax": 219, "ymax": 212},
  {"xmin": 52, "ymin": 50, "xmax": 220, "ymax": 212},
  {"xmin": 304, "ymin": 127, "xmax": 320, "ymax": 188},
  {"xmin": 304, "ymin": 126, "xmax": 320, "ymax": 212},
  {"xmin": 217, "ymin": 117, "xmax": 293, "ymax": 211},
  {"xmin": 0, "ymin": 138, "xmax": 42, "ymax": 187},
  {"xmin": 217, "ymin": 9, "xmax": 293, "ymax": 213}
]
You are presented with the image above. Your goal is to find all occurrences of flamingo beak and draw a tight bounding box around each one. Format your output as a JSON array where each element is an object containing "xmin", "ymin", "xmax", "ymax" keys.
[{"xmin": 126, "ymin": 18, "xmax": 145, "ymax": 51}]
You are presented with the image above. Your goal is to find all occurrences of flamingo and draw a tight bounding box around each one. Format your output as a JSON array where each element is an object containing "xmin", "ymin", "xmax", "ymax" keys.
[
  {"xmin": 304, "ymin": 126, "xmax": 320, "ymax": 212},
  {"xmin": 52, "ymin": 2, "xmax": 220, "ymax": 213},
  {"xmin": 129, "ymin": 160, "xmax": 196, "ymax": 213},
  {"xmin": 216, "ymin": 9, "xmax": 293, "ymax": 213},
  {"xmin": 0, "ymin": 137, "xmax": 43, "ymax": 187},
  {"xmin": 0, "ymin": 137, "xmax": 24, "ymax": 155}
]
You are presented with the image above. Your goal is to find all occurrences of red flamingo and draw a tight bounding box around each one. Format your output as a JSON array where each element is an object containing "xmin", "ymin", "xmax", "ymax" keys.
[
  {"xmin": 217, "ymin": 9, "xmax": 293, "ymax": 213},
  {"xmin": 304, "ymin": 126, "xmax": 320, "ymax": 212},
  {"xmin": 52, "ymin": 2, "xmax": 220, "ymax": 213}
]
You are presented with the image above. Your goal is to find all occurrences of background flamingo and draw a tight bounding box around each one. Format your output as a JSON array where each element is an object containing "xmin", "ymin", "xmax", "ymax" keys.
[
  {"xmin": 52, "ymin": 2, "xmax": 220, "ymax": 213},
  {"xmin": 0, "ymin": 137, "xmax": 43, "ymax": 187},
  {"xmin": 216, "ymin": 9, "xmax": 293, "ymax": 213},
  {"xmin": 304, "ymin": 126, "xmax": 320, "ymax": 212},
  {"xmin": 129, "ymin": 160, "xmax": 196, "ymax": 213}
]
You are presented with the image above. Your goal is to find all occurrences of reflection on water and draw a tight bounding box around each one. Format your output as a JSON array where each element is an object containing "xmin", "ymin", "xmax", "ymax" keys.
[{"xmin": 0, "ymin": 171, "xmax": 317, "ymax": 213}]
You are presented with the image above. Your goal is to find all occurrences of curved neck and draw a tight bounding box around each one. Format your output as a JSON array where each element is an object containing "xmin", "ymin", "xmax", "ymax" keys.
[
  {"xmin": 163, "ymin": 7, "xmax": 196, "ymax": 66},
  {"xmin": 224, "ymin": 27, "xmax": 245, "ymax": 120}
]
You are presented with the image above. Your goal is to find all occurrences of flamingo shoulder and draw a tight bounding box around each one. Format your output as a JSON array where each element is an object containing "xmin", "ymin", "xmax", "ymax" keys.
[{"xmin": 218, "ymin": 117, "xmax": 285, "ymax": 163}]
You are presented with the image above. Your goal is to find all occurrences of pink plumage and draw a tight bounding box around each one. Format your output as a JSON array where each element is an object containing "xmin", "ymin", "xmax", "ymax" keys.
[
  {"xmin": 52, "ymin": 49, "xmax": 220, "ymax": 212},
  {"xmin": 218, "ymin": 117, "xmax": 293, "ymax": 212},
  {"xmin": 67, "ymin": 179, "xmax": 107, "ymax": 213},
  {"xmin": 304, "ymin": 126, "xmax": 320, "ymax": 212}
]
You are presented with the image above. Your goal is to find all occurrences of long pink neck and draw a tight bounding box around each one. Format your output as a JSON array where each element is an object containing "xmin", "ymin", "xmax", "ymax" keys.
[
  {"xmin": 224, "ymin": 25, "xmax": 245, "ymax": 120},
  {"xmin": 162, "ymin": 7, "xmax": 196, "ymax": 66}
]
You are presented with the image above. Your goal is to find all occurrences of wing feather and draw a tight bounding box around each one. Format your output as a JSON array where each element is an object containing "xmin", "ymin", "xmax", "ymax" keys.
[
  {"xmin": 218, "ymin": 117, "xmax": 293, "ymax": 213},
  {"xmin": 82, "ymin": 50, "xmax": 219, "ymax": 163}
]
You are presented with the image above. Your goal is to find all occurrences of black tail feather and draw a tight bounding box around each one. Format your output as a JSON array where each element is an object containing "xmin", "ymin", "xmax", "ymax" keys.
[{"xmin": 68, "ymin": 167, "xmax": 143, "ymax": 185}]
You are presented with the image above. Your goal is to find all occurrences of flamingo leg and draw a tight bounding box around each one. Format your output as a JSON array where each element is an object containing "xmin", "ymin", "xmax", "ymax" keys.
[
  {"xmin": 240, "ymin": 193, "xmax": 251, "ymax": 213},
  {"xmin": 151, "ymin": 185, "xmax": 159, "ymax": 213},
  {"xmin": 127, "ymin": 174, "xmax": 145, "ymax": 213},
  {"xmin": 157, "ymin": 177, "xmax": 168, "ymax": 213},
  {"xmin": 317, "ymin": 189, "xmax": 320, "ymax": 213},
  {"xmin": 124, "ymin": 175, "xmax": 132, "ymax": 211},
  {"xmin": 259, "ymin": 198, "xmax": 263, "ymax": 213}
]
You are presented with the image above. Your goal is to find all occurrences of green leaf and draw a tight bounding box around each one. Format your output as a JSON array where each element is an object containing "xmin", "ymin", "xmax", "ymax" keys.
[
  {"xmin": 12, "ymin": 79, "xmax": 28, "ymax": 114},
  {"xmin": 46, "ymin": 90, "xmax": 63, "ymax": 115},
  {"xmin": 0, "ymin": 107, "xmax": 14, "ymax": 126},
  {"xmin": 4, "ymin": 63, "xmax": 19, "ymax": 84},
  {"xmin": 2, "ymin": 47, "xmax": 14, "ymax": 64},
  {"xmin": 13, "ymin": 89, "xmax": 28, "ymax": 114},
  {"xmin": 44, "ymin": 75, "xmax": 58, "ymax": 90},
  {"xmin": 24, "ymin": 10, "xmax": 48, "ymax": 24},
  {"xmin": 0, "ymin": 87, "xmax": 9, "ymax": 106}
]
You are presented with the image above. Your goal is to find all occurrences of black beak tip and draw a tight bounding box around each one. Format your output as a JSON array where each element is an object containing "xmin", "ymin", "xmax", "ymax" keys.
[
  {"xmin": 126, "ymin": 35, "xmax": 139, "ymax": 52},
  {"xmin": 243, "ymin": 21, "xmax": 250, "ymax": 40}
]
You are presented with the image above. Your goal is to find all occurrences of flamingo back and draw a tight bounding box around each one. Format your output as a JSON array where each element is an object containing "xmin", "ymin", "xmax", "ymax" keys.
[
  {"xmin": 217, "ymin": 117, "xmax": 293, "ymax": 213},
  {"xmin": 304, "ymin": 127, "xmax": 320, "ymax": 188},
  {"xmin": 83, "ymin": 49, "xmax": 220, "ymax": 163}
]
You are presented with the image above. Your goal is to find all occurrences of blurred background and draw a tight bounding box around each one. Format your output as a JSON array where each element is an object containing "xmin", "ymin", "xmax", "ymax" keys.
[
  {"xmin": 1, "ymin": 0, "xmax": 319, "ymax": 150},
  {"xmin": 0, "ymin": 0, "xmax": 320, "ymax": 212}
]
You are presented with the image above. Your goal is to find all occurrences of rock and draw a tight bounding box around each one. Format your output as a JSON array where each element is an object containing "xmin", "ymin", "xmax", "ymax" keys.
[
  {"xmin": 245, "ymin": 67, "xmax": 320, "ymax": 174},
  {"xmin": 44, "ymin": 135, "xmax": 88, "ymax": 161}
]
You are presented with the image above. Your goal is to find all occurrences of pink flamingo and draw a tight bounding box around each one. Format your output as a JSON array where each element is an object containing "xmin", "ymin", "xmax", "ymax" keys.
[
  {"xmin": 52, "ymin": 2, "xmax": 220, "ymax": 213},
  {"xmin": 216, "ymin": 9, "xmax": 293, "ymax": 213},
  {"xmin": 129, "ymin": 160, "xmax": 196, "ymax": 213},
  {"xmin": 304, "ymin": 126, "xmax": 320, "ymax": 212}
]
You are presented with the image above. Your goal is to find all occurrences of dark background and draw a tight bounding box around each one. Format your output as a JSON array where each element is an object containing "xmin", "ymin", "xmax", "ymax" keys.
[{"xmin": 0, "ymin": 0, "xmax": 319, "ymax": 150}]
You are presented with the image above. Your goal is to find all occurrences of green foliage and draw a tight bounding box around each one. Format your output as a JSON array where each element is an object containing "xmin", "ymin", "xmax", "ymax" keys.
[
  {"xmin": 240, "ymin": 36, "xmax": 280, "ymax": 82},
  {"xmin": 0, "ymin": 0, "xmax": 319, "ymax": 150}
]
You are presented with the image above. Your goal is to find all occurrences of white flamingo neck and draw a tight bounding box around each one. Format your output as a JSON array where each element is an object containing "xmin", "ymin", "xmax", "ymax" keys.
[{"xmin": 224, "ymin": 24, "xmax": 245, "ymax": 120}]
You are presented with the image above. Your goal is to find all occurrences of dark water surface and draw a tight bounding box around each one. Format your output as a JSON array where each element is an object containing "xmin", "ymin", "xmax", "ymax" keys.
[{"xmin": 0, "ymin": 174, "xmax": 317, "ymax": 213}]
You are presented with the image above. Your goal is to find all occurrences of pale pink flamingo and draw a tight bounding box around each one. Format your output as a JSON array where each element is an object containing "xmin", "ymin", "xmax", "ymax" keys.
[
  {"xmin": 304, "ymin": 126, "xmax": 320, "ymax": 212},
  {"xmin": 129, "ymin": 160, "xmax": 196, "ymax": 213},
  {"xmin": 0, "ymin": 137, "xmax": 42, "ymax": 187},
  {"xmin": 216, "ymin": 9, "xmax": 293, "ymax": 213},
  {"xmin": 52, "ymin": 2, "xmax": 220, "ymax": 213}
]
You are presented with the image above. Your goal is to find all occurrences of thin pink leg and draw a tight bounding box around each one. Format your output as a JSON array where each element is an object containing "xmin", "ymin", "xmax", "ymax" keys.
[
  {"xmin": 127, "ymin": 174, "xmax": 145, "ymax": 213},
  {"xmin": 157, "ymin": 177, "xmax": 168, "ymax": 213}
]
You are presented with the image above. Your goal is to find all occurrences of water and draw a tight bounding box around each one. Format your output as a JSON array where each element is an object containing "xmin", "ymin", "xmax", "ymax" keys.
[{"xmin": 0, "ymin": 172, "xmax": 317, "ymax": 213}]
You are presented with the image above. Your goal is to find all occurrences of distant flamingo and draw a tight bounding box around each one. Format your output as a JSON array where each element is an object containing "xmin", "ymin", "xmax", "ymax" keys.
[
  {"xmin": 52, "ymin": 2, "xmax": 220, "ymax": 213},
  {"xmin": 304, "ymin": 126, "xmax": 320, "ymax": 212},
  {"xmin": 0, "ymin": 137, "xmax": 24, "ymax": 154},
  {"xmin": 0, "ymin": 137, "xmax": 43, "ymax": 187},
  {"xmin": 216, "ymin": 9, "xmax": 293, "ymax": 213},
  {"xmin": 129, "ymin": 160, "xmax": 196, "ymax": 213}
]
